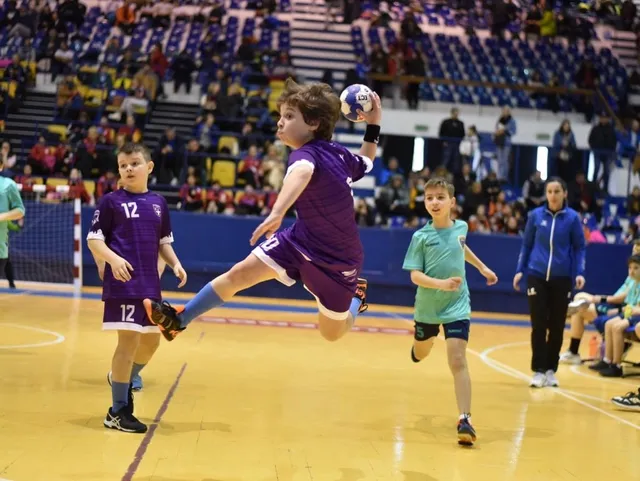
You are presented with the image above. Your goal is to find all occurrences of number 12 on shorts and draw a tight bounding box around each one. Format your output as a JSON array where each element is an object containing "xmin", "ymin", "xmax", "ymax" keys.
[{"xmin": 120, "ymin": 304, "xmax": 135, "ymax": 322}]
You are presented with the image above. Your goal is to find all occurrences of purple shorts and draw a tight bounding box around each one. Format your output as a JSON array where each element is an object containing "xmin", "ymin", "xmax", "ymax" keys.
[
  {"xmin": 103, "ymin": 299, "xmax": 160, "ymax": 333},
  {"xmin": 252, "ymin": 232, "xmax": 360, "ymax": 319}
]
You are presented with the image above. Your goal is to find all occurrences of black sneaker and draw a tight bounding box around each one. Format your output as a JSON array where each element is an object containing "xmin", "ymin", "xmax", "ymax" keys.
[
  {"xmin": 600, "ymin": 364, "xmax": 623, "ymax": 377},
  {"xmin": 588, "ymin": 360, "xmax": 610, "ymax": 371},
  {"xmin": 611, "ymin": 389, "xmax": 640, "ymax": 411},
  {"xmin": 143, "ymin": 299, "xmax": 185, "ymax": 342},
  {"xmin": 103, "ymin": 407, "xmax": 147, "ymax": 433},
  {"xmin": 355, "ymin": 278, "xmax": 368, "ymax": 314},
  {"xmin": 457, "ymin": 417, "xmax": 476, "ymax": 446}
]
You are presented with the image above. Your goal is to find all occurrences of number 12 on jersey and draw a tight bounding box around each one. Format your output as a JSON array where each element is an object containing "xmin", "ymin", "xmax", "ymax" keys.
[
  {"xmin": 121, "ymin": 202, "xmax": 139, "ymax": 218},
  {"xmin": 120, "ymin": 304, "xmax": 135, "ymax": 322}
]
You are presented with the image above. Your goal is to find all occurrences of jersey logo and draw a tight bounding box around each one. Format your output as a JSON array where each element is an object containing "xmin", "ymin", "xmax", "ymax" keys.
[
  {"xmin": 457, "ymin": 235, "xmax": 466, "ymax": 250},
  {"xmin": 527, "ymin": 287, "xmax": 536, "ymax": 296},
  {"xmin": 153, "ymin": 204, "xmax": 162, "ymax": 217},
  {"xmin": 540, "ymin": 220, "xmax": 547, "ymax": 227},
  {"xmin": 92, "ymin": 210, "xmax": 100, "ymax": 225}
]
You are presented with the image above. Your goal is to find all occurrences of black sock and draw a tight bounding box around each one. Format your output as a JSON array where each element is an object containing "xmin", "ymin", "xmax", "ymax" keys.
[
  {"xmin": 569, "ymin": 338, "xmax": 581, "ymax": 355},
  {"xmin": 411, "ymin": 347, "xmax": 421, "ymax": 363}
]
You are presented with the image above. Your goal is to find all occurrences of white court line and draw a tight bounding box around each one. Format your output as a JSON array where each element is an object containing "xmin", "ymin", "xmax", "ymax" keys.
[
  {"xmin": 569, "ymin": 364, "xmax": 640, "ymax": 389},
  {"xmin": 387, "ymin": 314, "xmax": 640, "ymax": 431},
  {"xmin": 0, "ymin": 323, "xmax": 65, "ymax": 349}
]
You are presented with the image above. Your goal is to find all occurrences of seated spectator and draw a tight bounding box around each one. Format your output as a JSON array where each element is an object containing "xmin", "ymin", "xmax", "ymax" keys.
[
  {"xmin": 52, "ymin": 41, "xmax": 74, "ymax": 81},
  {"xmin": 134, "ymin": 64, "xmax": 158, "ymax": 102},
  {"xmin": 260, "ymin": 184, "xmax": 278, "ymax": 216},
  {"xmin": 14, "ymin": 164, "xmax": 35, "ymax": 189},
  {"xmin": 97, "ymin": 116, "xmax": 116, "ymax": 145},
  {"xmin": 355, "ymin": 198, "xmax": 376, "ymax": 226},
  {"xmin": 481, "ymin": 171, "xmax": 501, "ymax": 203},
  {"xmin": 74, "ymin": 126, "xmax": 100, "ymax": 178},
  {"xmin": 238, "ymin": 123, "xmax": 263, "ymax": 152},
  {"xmin": 183, "ymin": 139, "xmax": 206, "ymax": 185},
  {"xmin": 67, "ymin": 168, "xmax": 92, "ymax": 205},
  {"xmin": 235, "ymin": 185, "xmax": 261, "ymax": 216},
  {"xmin": 238, "ymin": 145, "xmax": 262, "ymax": 188},
  {"xmin": 96, "ymin": 170, "xmax": 118, "ymax": 200},
  {"xmin": 152, "ymin": 0, "xmax": 173, "ymax": 29},
  {"xmin": 154, "ymin": 127, "xmax": 184, "ymax": 185},
  {"xmin": 454, "ymin": 162, "xmax": 476, "ymax": 204},
  {"xmin": 172, "ymin": 50, "xmax": 197, "ymax": 94},
  {"xmin": 378, "ymin": 157, "xmax": 404, "ymax": 186},
  {"xmin": 179, "ymin": 175, "xmax": 205, "ymax": 212},
  {"xmin": 108, "ymin": 81, "xmax": 150, "ymax": 121},
  {"xmin": 568, "ymin": 171, "xmax": 598, "ymax": 215},
  {"xmin": 116, "ymin": 0, "xmax": 136, "ymax": 36},
  {"xmin": 91, "ymin": 64, "xmax": 114, "ymax": 92},
  {"xmin": 375, "ymin": 174, "xmax": 411, "ymax": 223},
  {"xmin": 28, "ymin": 135, "xmax": 58, "ymax": 175},
  {"xmin": 463, "ymin": 182, "xmax": 485, "ymax": 219},
  {"xmin": 8, "ymin": 5, "xmax": 36, "ymax": 39},
  {"xmin": 0, "ymin": 141, "xmax": 17, "ymax": 177},
  {"xmin": 206, "ymin": 181, "xmax": 235, "ymax": 214},
  {"xmin": 628, "ymin": 186, "xmax": 640, "ymax": 217},
  {"xmin": 260, "ymin": 144, "xmax": 285, "ymax": 190},
  {"xmin": 583, "ymin": 215, "xmax": 607, "ymax": 244},
  {"xmin": 522, "ymin": 170, "xmax": 545, "ymax": 211},
  {"xmin": 201, "ymin": 83, "xmax": 220, "ymax": 114},
  {"xmin": 193, "ymin": 113, "xmax": 219, "ymax": 153},
  {"xmin": 117, "ymin": 115, "xmax": 143, "ymax": 143}
]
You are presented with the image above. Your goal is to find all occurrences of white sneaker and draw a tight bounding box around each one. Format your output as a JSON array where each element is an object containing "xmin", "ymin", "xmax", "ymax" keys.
[
  {"xmin": 530, "ymin": 372, "xmax": 547, "ymax": 388},
  {"xmin": 545, "ymin": 370, "xmax": 559, "ymax": 387},
  {"xmin": 559, "ymin": 351, "xmax": 582, "ymax": 365},
  {"xmin": 566, "ymin": 299, "xmax": 590, "ymax": 316}
]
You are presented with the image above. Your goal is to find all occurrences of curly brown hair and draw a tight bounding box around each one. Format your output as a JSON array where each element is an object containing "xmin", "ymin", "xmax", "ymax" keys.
[{"xmin": 276, "ymin": 78, "xmax": 341, "ymax": 141}]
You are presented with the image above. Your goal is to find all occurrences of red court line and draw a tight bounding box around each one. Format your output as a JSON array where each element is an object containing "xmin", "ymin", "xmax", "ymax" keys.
[{"xmin": 197, "ymin": 316, "xmax": 413, "ymax": 335}]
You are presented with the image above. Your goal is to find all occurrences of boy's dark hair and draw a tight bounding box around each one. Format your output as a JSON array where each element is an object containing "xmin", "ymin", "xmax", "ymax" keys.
[
  {"xmin": 628, "ymin": 254, "xmax": 640, "ymax": 266},
  {"xmin": 276, "ymin": 78, "xmax": 341, "ymax": 141},
  {"xmin": 118, "ymin": 142, "xmax": 151, "ymax": 162},
  {"xmin": 425, "ymin": 177, "xmax": 455, "ymax": 197}
]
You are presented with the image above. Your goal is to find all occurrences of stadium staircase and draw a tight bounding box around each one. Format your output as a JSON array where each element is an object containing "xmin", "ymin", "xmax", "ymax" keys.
[
  {"xmin": 288, "ymin": 0, "xmax": 356, "ymax": 86},
  {"xmin": 3, "ymin": 92, "xmax": 56, "ymax": 164},
  {"xmin": 142, "ymin": 101, "xmax": 200, "ymax": 147}
]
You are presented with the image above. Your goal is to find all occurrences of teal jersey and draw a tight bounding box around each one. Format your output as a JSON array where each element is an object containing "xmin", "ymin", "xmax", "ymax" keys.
[
  {"xmin": 402, "ymin": 219, "xmax": 470, "ymax": 324},
  {"xmin": 0, "ymin": 177, "xmax": 25, "ymax": 259},
  {"xmin": 615, "ymin": 277, "xmax": 634, "ymax": 296},
  {"xmin": 623, "ymin": 279, "xmax": 640, "ymax": 306}
]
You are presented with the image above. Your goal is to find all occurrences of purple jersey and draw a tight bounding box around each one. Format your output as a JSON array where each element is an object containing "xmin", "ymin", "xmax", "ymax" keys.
[
  {"xmin": 87, "ymin": 189, "xmax": 173, "ymax": 301},
  {"xmin": 285, "ymin": 139, "xmax": 373, "ymax": 269}
]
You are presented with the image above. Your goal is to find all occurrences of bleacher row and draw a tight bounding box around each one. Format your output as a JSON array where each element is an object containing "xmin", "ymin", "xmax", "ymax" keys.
[{"xmin": 352, "ymin": 27, "xmax": 626, "ymax": 109}]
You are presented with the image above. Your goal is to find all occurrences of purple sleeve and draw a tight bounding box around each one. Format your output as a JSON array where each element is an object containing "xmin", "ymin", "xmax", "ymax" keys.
[
  {"xmin": 159, "ymin": 197, "xmax": 174, "ymax": 245},
  {"xmin": 285, "ymin": 147, "xmax": 317, "ymax": 178},
  {"xmin": 344, "ymin": 149, "xmax": 374, "ymax": 182},
  {"xmin": 87, "ymin": 196, "xmax": 114, "ymax": 242}
]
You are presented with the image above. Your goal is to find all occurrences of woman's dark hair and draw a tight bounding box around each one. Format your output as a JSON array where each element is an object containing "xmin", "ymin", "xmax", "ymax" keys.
[{"xmin": 545, "ymin": 176, "xmax": 568, "ymax": 192}]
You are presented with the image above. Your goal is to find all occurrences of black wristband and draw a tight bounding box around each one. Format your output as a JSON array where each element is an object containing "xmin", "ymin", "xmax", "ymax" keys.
[
  {"xmin": 618, "ymin": 306, "xmax": 625, "ymax": 314},
  {"xmin": 364, "ymin": 124, "xmax": 381, "ymax": 144},
  {"xmin": 600, "ymin": 296, "xmax": 607, "ymax": 305}
]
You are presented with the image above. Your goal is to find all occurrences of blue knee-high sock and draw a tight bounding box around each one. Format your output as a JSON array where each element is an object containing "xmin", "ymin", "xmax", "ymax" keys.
[
  {"xmin": 112, "ymin": 381, "xmax": 129, "ymax": 412},
  {"xmin": 181, "ymin": 283, "xmax": 224, "ymax": 327},
  {"xmin": 349, "ymin": 298, "xmax": 362, "ymax": 322},
  {"xmin": 130, "ymin": 363, "xmax": 145, "ymax": 381}
]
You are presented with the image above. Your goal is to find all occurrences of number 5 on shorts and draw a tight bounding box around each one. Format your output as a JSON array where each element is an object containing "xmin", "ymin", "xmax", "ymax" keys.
[{"xmin": 120, "ymin": 304, "xmax": 135, "ymax": 322}]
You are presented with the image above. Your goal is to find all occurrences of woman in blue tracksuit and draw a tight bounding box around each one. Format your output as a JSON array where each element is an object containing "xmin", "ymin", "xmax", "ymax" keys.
[{"xmin": 513, "ymin": 177, "xmax": 587, "ymax": 388}]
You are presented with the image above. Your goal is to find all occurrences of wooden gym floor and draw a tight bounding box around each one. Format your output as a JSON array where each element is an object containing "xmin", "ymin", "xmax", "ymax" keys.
[{"xmin": 1, "ymin": 285, "xmax": 639, "ymax": 481}]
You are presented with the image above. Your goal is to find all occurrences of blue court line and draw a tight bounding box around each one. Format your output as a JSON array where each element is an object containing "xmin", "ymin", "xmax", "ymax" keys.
[{"xmin": 3, "ymin": 287, "xmax": 596, "ymax": 330}]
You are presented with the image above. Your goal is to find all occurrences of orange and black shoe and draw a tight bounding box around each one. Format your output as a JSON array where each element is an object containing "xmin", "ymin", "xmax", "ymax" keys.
[
  {"xmin": 143, "ymin": 299, "xmax": 185, "ymax": 342},
  {"xmin": 355, "ymin": 278, "xmax": 369, "ymax": 314},
  {"xmin": 457, "ymin": 417, "xmax": 477, "ymax": 447}
]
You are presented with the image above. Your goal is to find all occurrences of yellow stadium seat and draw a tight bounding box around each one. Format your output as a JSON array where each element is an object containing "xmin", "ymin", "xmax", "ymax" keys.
[
  {"xmin": 84, "ymin": 180, "xmax": 95, "ymax": 197},
  {"xmin": 218, "ymin": 136, "xmax": 239, "ymax": 155},
  {"xmin": 80, "ymin": 65, "xmax": 98, "ymax": 74},
  {"xmin": 47, "ymin": 124, "xmax": 68, "ymax": 141},
  {"xmin": 270, "ymin": 80, "xmax": 285, "ymax": 90},
  {"xmin": 32, "ymin": 177, "xmax": 44, "ymax": 185},
  {"xmin": 46, "ymin": 178, "xmax": 68, "ymax": 189},
  {"xmin": 84, "ymin": 88, "xmax": 107, "ymax": 107},
  {"xmin": 211, "ymin": 160, "xmax": 236, "ymax": 187}
]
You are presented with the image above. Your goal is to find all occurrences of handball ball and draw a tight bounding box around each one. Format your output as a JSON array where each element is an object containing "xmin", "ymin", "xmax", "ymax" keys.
[{"xmin": 340, "ymin": 84, "xmax": 373, "ymax": 122}]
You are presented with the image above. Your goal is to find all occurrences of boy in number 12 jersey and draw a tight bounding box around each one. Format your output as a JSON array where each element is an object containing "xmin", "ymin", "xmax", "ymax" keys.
[
  {"xmin": 87, "ymin": 143, "xmax": 187, "ymax": 434},
  {"xmin": 403, "ymin": 178, "xmax": 498, "ymax": 446}
]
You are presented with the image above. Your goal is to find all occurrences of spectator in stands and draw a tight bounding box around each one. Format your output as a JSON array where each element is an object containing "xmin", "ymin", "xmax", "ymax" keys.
[
  {"xmin": 150, "ymin": 44, "xmax": 169, "ymax": 100},
  {"xmin": 96, "ymin": 170, "xmax": 118, "ymax": 200},
  {"xmin": 575, "ymin": 59, "xmax": 599, "ymax": 122},
  {"xmin": 28, "ymin": 135, "xmax": 55, "ymax": 175},
  {"xmin": 58, "ymin": 0, "xmax": 85, "ymax": 29},
  {"xmin": 0, "ymin": 142, "xmax": 16, "ymax": 178},
  {"xmin": 438, "ymin": 108, "xmax": 465, "ymax": 173},
  {"xmin": 172, "ymin": 50, "xmax": 197, "ymax": 94},
  {"xmin": 103, "ymin": 37, "xmax": 122, "ymax": 68},
  {"xmin": 8, "ymin": 5, "xmax": 36, "ymax": 39},
  {"xmin": 109, "ymin": 83, "xmax": 149, "ymax": 122},
  {"xmin": 206, "ymin": 181, "xmax": 234, "ymax": 214},
  {"xmin": 200, "ymin": 83, "xmax": 220, "ymax": 114},
  {"xmin": 620, "ymin": 0, "xmax": 637, "ymax": 31},
  {"xmin": 97, "ymin": 116, "xmax": 116, "ymax": 145},
  {"xmin": 583, "ymin": 215, "xmax": 607, "ymax": 244},
  {"xmin": 524, "ymin": 2, "xmax": 543, "ymax": 40},
  {"xmin": 238, "ymin": 145, "xmax": 262, "ymax": 188},
  {"xmin": 494, "ymin": 107, "xmax": 516, "ymax": 181},
  {"xmin": 568, "ymin": 171, "xmax": 599, "ymax": 216},
  {"xmin": 619, "ymin": 118, "xmax": 640, "ymax": 163},
  {"xmin": 134, "ymin": 64, "xmax": 159, "ymax": 102},
  {"xmin": 491, "ymin": 0, "xmax": 511, "ymax": 39},
  {"xmin": 552, "ymin": 120, "xmax": 577, "ymax": 182},
  {"xmin": 453, "ymin": 163, "xmax": 476, "ymax": 205},
  {"xmin": 193, "ymin": 113, "xmax": 219, "ymax": 153},
  {"xmin": 629, "ymin": 187, "xmax": 640, "ymax": 217},
  {"xmin": 378, "ymin": 157, "xmax": 404, "ymax": 186},
  {"xmin": 117, "ymin": 115, "xmax": 143, "ymax": 143},
  {"xmin": 260, "ymin": 144, "xmax": 285, "ymax": 190},
  {"xmin": 404, "ymin": 50, "xmax": 424, "ymax": 110},
  {"xmin": 375, "ymin": 174, "xmax": 410, "ymax": 224},
  {"xmin": 154, "ymin": 127, "xmax": 184, "ymax": 185},
  {"xmin": 482, "ymin": 171, "xmax": 501, "ymax": 203},
  {"xmin": 523, "ymin": 170, "xmax": 545, "ymax": 211},
  {"xmin": 183, "ymin": 139, "xmax": 206, "ymax": 185},
  {"xmin": 538, "ymin": 3, "xmax": 557, "ymax": 41},
  {"xmin": 67, "ymin": 167, "xmax": 92, "ymax": 205},
  {"xmin": 236, "ymin": 185, "xmax": 262, "ymax": 216},
  {"xmin": 152, "ymin": 0, "xmax": 173, "ymax": 29},
  {"xmin": 369, "ymin": 43, "xmax": 390, "ymax": 98},
  {"xmin": 52, "ymin": 41, "xmax": 74, "ymax": 81},
  {"xmin": 116, "ymin": 0, "xmax": 136, "ymax": 36},
  {"xmin": 238, "ymin": 123, "xmax": 263, "ymax": 152},
  {"xmin": 180, "ymin": 175, "xmax": 205, "ymax": 212},
  {"xmin": 459, "ymin": 126, "xmax": 480, "ymax": 175},
  {"xmin": 355, "ymin": 198, "xmax": 376, "ymax": 227},
  {"xmin": 74, "ymin": 127, "xmax": 100, "ymax": 178},
  {"xmin": 589, "ymin": 113, "xmax": 617, "ymax": 193}
]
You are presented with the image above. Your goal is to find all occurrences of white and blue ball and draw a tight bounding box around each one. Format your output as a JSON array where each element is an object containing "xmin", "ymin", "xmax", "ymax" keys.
[{"xmin": 339, "ymin": 84, "xmax": 373, "ymax": 122}]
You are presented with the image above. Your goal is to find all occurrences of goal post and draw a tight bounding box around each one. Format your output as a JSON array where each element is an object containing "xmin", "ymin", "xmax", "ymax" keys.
[{"xmin": 1, "ymin": 183, "xmax": 83, "ymax": 294}]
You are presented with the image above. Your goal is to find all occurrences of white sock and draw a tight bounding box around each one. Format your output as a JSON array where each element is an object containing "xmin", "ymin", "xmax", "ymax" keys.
[
  {"xmin": 459, "ymin": 413, "xmax": 471, "ymax": 423},
  {"xmin": 603, "ymin": 357, "xmax": 611, "ymax": 364}
]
